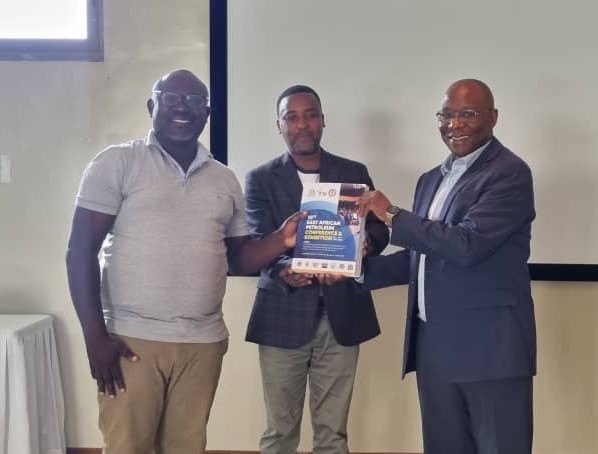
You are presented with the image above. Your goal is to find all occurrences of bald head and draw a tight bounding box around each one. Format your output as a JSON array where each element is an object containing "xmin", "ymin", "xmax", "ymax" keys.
[
  {"xmin": 438, "ymin": 79, "xmax": 498, "ymax": 158},
  {"xmin": 147, "ymin": 69, "xmax": 211, "ymax": 150},
  {"xmin": 445, "ymin": 79, "xmax": 495, "ymax": 109},
  {"xmin": 152, "ymin": 69, "xmax": 208, "ymax": 99}
]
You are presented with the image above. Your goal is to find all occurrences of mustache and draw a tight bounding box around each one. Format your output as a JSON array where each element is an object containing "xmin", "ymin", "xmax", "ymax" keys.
[{"xmin": 294, "ymin": 132, "xmax": 314, "ymax": 140}]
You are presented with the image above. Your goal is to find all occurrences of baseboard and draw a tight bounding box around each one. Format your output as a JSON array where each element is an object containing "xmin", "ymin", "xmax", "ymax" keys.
[
  {"xmin": 67, "ymin": 449, "xmax": 417, "ymax": 454},
  {"xmin": 67, "ymin": 450, "xmax": 102, "ymax": 454}
]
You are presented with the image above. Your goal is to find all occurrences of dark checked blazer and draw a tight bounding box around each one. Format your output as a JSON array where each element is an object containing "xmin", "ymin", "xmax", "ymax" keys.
[
  {"xmin": 244, "ymin": 150, "xmax": 389, "ymax": 348},
  {"xmin": 363, "ymin": 138, "xmax": 537, "ymax": 382}
]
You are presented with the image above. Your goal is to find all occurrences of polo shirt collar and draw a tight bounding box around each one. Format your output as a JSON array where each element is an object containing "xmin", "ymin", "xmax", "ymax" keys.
[{"xmin": 146, "ymin": 130, "xmax": 211, "ymax": 174}]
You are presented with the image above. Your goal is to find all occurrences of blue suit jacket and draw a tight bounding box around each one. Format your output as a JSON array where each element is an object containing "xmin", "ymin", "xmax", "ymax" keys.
[
  {"xmin": 364, "ymin": 138, "xmax": 537, "ymax": 382},
  {"xmin": 245, "ymin": 150, "xmax": 389, "ymax": 348}
]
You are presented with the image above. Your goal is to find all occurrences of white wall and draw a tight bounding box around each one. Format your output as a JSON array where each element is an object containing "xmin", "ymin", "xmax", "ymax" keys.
[
  {"xmin": 0, "ymin": 0, "xmax": 210, "ymax": 446},
  {"xmin": 227, "ymin": 0, "xmax": 598, "ymax": 265},
  {"xmin": 0, "ymin": 1, "xmax": 598, "ymax": 453},
  {"xmin": 213, "ymin": 280, "xmax": 598, "ymax": 454}
]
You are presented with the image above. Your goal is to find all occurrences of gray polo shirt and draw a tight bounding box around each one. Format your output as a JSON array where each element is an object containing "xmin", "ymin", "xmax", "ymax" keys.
[{"xmin": 75, "ymin": 131, "xmax": 249, "ymax": 343}]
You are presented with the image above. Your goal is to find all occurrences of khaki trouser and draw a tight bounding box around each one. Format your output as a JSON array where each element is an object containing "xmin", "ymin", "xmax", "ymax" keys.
[
  {"xmin": 98, "ymin": 335, "xmax": 227, "ymax": 454},
  {"xmin": 258, "ymin": 315, "xmax": 359, "ymax": 454}
]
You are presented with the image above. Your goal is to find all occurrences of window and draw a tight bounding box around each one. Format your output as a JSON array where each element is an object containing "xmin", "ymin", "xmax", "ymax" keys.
[{"xmin": 0, "ymin": 0, "xmax": 103, "ymax": 61}]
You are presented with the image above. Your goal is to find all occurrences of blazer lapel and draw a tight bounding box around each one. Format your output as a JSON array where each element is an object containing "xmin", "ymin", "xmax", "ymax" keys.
[
  {"xmin": 416, "ymin": 170, "xmax": 443, "ymax": 217},
  {"xmin": 318, "ymin": 150, "xmax": 338, "ymax": 183},
  {"xmin": 412, "ymin": 169, "xmax": 442, "ymax": 287},
  {"xmin": 273, "ymin": 152, "xmax": 303, "ymax": 209},
  {"xmin": 439, "ymin": 138, "xmax": 503, "ymax": 219}
]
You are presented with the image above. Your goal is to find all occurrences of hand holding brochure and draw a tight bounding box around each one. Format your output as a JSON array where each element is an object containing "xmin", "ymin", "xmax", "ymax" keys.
[{"xmin": 291, "ymin": 182, "xmax": 368, "ymax": 277}]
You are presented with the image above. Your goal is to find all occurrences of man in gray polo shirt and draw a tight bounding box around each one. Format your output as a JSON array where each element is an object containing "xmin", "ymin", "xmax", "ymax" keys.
[{"xmin": 66, "ymin": 69, "xmax": 302, "ymax": 454}]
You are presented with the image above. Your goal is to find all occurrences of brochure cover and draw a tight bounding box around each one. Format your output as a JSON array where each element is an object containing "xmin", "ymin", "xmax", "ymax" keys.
[{"xmin": 291, "ymin": 182, "xmax": 368, "ymax": 277}]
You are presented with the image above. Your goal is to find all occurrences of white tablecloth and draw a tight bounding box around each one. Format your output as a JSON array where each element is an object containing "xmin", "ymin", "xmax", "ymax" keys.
[{"xmin": 0, "ymin": 315, "xmax": 66, "ymax": 454}]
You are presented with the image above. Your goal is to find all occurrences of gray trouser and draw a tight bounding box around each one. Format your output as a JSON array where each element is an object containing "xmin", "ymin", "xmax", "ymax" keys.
[{"xmin": 258, "ymin": 315, "xmax": 359, "ymax": 454}]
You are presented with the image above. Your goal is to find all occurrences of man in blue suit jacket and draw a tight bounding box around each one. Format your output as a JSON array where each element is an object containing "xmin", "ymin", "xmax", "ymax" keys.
[
  {"xmin": 358, "ymin": 79, "xmax": 536, "ymax": 454},
  {"xmin": 245, "ymin": 85, "xmax": 389, "ymax": 454}
]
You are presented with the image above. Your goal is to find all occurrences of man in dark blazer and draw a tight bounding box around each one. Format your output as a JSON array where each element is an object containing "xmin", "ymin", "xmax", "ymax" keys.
[
  {"xmin": 245, "ymin": 85, "xmax": 389, "ymax": 454},
  {"xmin": 358, "ymin": 79, "xmax": 536, "ymax": 454}
]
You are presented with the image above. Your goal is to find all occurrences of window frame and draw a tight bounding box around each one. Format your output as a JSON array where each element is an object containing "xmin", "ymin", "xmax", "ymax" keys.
[{"xmin": 0, "ymin": 0, "xmax": 103, "ymax": 61}]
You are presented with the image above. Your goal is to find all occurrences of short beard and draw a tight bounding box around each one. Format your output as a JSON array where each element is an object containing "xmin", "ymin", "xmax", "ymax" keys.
[{"xmin": 290, "ymin": 147, "xmax": 319, "ymax": 156}]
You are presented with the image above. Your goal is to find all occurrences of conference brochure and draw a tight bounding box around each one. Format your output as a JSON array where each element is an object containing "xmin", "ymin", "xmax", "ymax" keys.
[{"xmin": 291, "ymin": 182, "xmax": 368, "ymax": 277}]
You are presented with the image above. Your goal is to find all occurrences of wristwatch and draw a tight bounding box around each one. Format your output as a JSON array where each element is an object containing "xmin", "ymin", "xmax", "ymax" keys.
[{"xmin": 385, "ymin": 205, "xmax": 401, "ymax": 226}]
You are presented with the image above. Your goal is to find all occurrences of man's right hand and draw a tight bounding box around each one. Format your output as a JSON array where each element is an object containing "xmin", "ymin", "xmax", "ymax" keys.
[
  {"xmin": 84, "ymin": 332, "xmax": 138, "ymax": 397},
  {"xmin": 279, "ymin": 266, "xmax": 314, "ymax": 287}
]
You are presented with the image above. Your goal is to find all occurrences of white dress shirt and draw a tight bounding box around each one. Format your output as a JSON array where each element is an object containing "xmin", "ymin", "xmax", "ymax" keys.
[{"xmin": 417, "ymin": 142, "xmax": 488, "ymax": 321}]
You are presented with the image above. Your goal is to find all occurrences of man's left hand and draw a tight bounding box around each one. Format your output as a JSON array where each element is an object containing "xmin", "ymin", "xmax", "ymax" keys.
[
  {"xmin": 357, "ymin": 190, "xmax": 391, "ymax": 221},
  {"xmin": 276, "ymin": 211, "xmax": 307, "ymax": 249}
]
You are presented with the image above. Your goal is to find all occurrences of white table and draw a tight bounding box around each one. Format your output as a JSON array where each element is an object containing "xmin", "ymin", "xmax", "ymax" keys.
[{"xmin": 0, "ymin": 314, "xmax": 66, "ymax": 454}]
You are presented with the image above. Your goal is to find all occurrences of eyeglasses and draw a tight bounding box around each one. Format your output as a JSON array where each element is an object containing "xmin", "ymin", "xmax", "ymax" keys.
[
  {"xmin": 435, "ymin": 109, "xmax": 494, "ymax": 124},
  {"xmin": 280, "ymin": 111, "xmax": 322, "ymax": 125},
  {"xmin": 152, "ymin": 90, "xmax": 209, "ymax": 111}
]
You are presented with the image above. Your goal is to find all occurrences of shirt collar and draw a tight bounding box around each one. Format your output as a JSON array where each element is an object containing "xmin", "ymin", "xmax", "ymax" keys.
[
  {"xmin": 440, "ymin": 138, "xmax": 491, "ymax": 176},
  {"xmin": 145, "ymin": 129, "xmax": 211, "ymax": 171}
]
